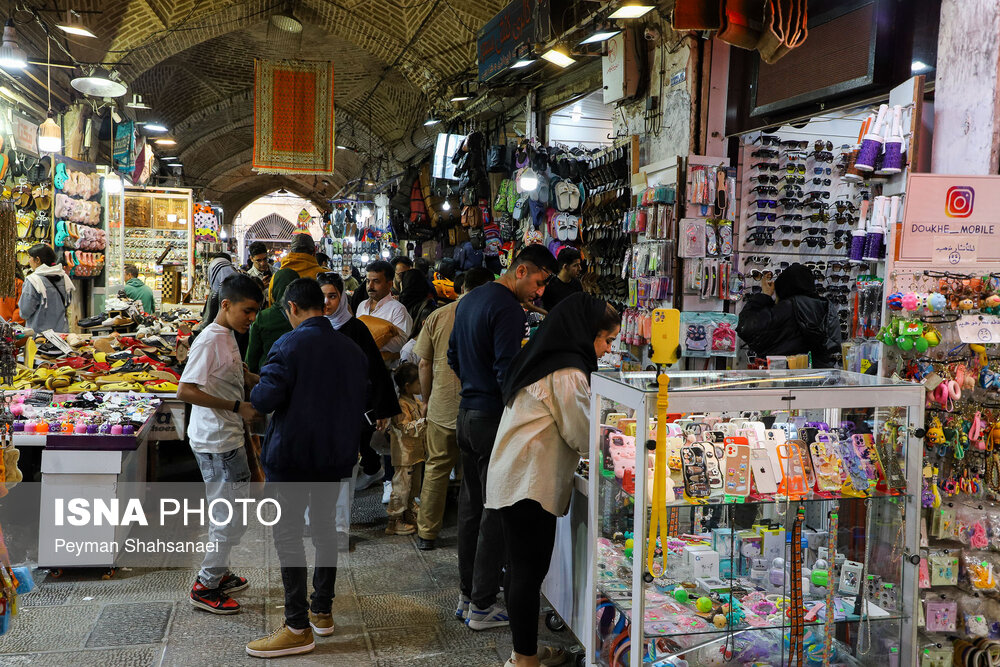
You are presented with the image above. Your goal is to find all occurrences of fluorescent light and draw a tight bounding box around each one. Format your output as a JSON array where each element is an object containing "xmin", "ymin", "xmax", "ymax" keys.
[
  {"xmin": 541, "ymin": 48, "xmax": 575, "ymax": 68},
  {"xmin": 580, "ymin": 29, "xmax": 621, "ymax": 44},
  {"xmin": 450, "ymin": 94, "xmax": 471, "ymax": 102},
  {"xmin": 154, "ymin": 138, "xmax": 176, "ymax": 145},
  {"xmin": 424, "ymin": 118, "xmax": 440, "ymax": 126},
  {"xmin": 56, "ymin": 9, "xmax": 96, "ymax": 38},
  {"xmin": 608, "ymin": 4, "xmax": 654, "ymax": 19},
  {"xmin": 144, "ymin": 123, "xmax": 168, "ymax": 132},
  {"xmin": 510, "ymin": 58, "xmax": 535, "ymax": 69},
  {"xmin": 160, "ymin": 156, "xmax": 178, "ymax": 161},
  {"xmin": 911, "ymin": 60, "xmax": 931, "ymax": 73},
  {"xmin": 336, "ymin": 144, "xmax": 348, "ymax": 150}
]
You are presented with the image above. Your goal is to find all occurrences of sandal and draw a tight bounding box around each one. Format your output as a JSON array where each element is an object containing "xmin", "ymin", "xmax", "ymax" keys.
[
  {"xmin": 32, "ymin": 211, "xmax": 50, "ymax": 240},
  {"xmin": 32, "ymin": 182, "xmax": 52, "ymax": 210}
]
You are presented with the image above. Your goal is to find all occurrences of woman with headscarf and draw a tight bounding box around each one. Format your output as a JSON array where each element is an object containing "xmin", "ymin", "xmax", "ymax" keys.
[
  {"xmin": 244, "ymin": 268, "xmax": 296, "ymax": 373},
  {"xmin": 485, "ymin": 293, "xmax": 621, "ymax": 667},
  {"xmin": 736, "ymin": 262, "xmax": 842, "ymax": 368}
]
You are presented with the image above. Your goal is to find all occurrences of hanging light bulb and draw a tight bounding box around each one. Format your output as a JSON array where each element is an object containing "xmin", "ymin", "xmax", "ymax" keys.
[
  {"xmin": 441, "ymin": 199, "xmax": 451, "ymax": 211},
  {"xmin": 37, "ymin": 39, "xmax": 61, "ymax": 153},
  {"xmin": 518, "ymin": 167, "xmax": 539, "ymax": 192},
  {"xmin": 0, "ymin": 20, "xmax": 26, "ymax": 69},
  {"xmin": 380, "ymin": 249, "xmax": 390, "ymax": 259}
]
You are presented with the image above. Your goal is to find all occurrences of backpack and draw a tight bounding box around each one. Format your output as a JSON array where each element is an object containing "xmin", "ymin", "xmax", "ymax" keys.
[
  {"xmin": 469, "ymin": 226, "xmax": 486, "ymax": 250},
  {"xmin": 461, "ymin": 204, "xmax": 483, "ymax": 229},
  {"xmin": 409, "ymin": 179, "xmax": 427, "ymax": 224}
]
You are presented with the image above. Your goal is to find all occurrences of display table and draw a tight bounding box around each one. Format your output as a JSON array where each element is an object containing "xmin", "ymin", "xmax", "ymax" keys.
[{"xmin": 13, "ymin": 409, "xmax": 156, "ymax": 570}]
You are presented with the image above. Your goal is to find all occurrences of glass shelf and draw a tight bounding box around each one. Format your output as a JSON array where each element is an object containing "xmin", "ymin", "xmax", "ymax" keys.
[{"xmin": 594, "ymin": 369, "xmax": 914, "ymax": 393}]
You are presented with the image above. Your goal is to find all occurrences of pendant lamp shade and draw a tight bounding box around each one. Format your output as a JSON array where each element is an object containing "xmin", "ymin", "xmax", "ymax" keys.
[
  {"xmin": 71, "ymin": 69, "xmax": 127, "ymax": 98},
  {"xmin": 38, "ymin": 113, "xmax": 61, "ymax": 153}
]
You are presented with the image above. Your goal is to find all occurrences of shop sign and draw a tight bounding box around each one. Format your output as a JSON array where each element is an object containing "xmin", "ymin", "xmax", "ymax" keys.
[
  {"xmin": 477, "ymin": 0, "xmax": 536, "ymax": 82},
  {"xmin": 12, "ymin": 113, "xmax": 37, "ymax": 156},
  {"xmin": 149, "ymin": 401, "xmax": 186, "ymax": 441},
  {"xmin": 899, "ymin": 174, "xmax": 1000, "ymax": 263}
]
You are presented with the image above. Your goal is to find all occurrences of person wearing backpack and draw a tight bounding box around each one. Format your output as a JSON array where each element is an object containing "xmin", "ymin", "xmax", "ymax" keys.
[{"xmin": 19, "ymin": 243, "xmax": 73, "ymax": 332}]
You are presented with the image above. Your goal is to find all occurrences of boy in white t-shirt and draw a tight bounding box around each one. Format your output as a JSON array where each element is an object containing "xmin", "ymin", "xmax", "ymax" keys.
[{"xmin": 177, "ymin": 274, "xmax": 263, "ymax": 614}]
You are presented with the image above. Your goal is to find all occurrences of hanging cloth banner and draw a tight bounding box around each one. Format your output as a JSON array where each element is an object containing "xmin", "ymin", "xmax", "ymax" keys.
[
  {"xmin": 253, "ymin": 59, "xmax": 335, "ymax": 175},
  {"xmin": 114, "ymin": 120, "xmax": 135, "ymax": 174}
]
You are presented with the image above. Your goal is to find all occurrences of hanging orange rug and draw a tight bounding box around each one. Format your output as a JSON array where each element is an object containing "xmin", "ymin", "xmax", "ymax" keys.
[{"xmin": 253, "ymin": 59, "xmax": 335, "ymax": 175}]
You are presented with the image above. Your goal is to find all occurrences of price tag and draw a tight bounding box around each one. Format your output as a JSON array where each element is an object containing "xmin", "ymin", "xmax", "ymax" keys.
[
  {"xmin": 859, "ymin": 359, "xmax": 872, "ymax": 374},
  {"xmin": 41, "ymin": 329, "xmax": 73, "ymax": 356},
  {"xmin": 956, "ymin": 315, "xmax": 1000, "ymax": 344}
]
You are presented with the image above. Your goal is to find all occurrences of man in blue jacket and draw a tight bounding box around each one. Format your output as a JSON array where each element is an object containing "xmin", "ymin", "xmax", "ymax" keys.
[{"xmin": 246, "ymin": 278, "xmax": 368, "ymax": 658}]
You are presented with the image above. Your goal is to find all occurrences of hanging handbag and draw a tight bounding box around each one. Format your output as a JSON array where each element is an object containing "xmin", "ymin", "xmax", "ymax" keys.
[{"xmin": 486, "ymin": 116, "xmax": 510, "ymax": 174}]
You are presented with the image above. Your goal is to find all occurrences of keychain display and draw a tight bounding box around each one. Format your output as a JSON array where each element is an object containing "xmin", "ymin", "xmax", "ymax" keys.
[{"xmin": 680, "ymin": 312, "xmax": 739, "ymax": 358}]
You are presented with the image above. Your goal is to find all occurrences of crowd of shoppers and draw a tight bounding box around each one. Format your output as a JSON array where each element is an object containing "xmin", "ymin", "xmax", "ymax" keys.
[{"xmin": 166, "ymin": 232, "xmax": 624, "ymax": 664}]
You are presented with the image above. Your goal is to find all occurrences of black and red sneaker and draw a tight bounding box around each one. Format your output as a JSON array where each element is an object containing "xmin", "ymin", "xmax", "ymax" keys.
[
  {"xmin": 190, "ymin": 581, "xmax": 240, "ymax": 614},
  {"xmin": 220, "ymin": 572, "xmax": 249, "ymax": 595}
]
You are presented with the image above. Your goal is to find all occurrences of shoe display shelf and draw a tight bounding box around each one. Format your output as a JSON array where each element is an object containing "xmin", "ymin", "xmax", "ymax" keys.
[{"xmin": 587, "ymin": 369, "xmax": 923, "ymax": 667}]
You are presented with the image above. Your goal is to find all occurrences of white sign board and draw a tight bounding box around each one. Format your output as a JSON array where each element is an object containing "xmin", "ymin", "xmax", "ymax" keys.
[
  {"xmin": 957, "ymin": 315, "xmax": 1000, "ymax": 344},
  {"xmin": 899, "ymin": 174, "xmax": 1000, "ymax": 263}
]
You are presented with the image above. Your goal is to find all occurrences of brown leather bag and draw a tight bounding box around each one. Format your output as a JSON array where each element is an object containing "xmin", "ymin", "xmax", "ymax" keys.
[{"xmin": 460, "ymin": 204, "xmax": 483, "ymax": 229}]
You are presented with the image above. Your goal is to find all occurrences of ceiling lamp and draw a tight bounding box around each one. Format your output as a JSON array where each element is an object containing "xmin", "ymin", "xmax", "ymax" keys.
[
  {"xmin": 580, "ymin": 27, "xmax": 621, "ymax": 44},
  {"xmin": 450, "ymin": 93, "xmax": 471, "ymax": 102},
  {"xmin": 126, "ymin": 93, "xmax": 150, "ymax": 110},
  {"xmin": 270, "ymin": 13, "xmax": 303, "ymax": 33},
  {"xmin": 541, "ymin": 47, "xmax": 575, "ymax": 68},
  {"xmin": 37, "ymin": 38, "xmax": 60, "ymax": 153},
  {"xmin": 56, "ymin": 9, "xmax": 96, "ymax": 38},
  {"xmin": 159, "ymin": 156, "xmax": 178, "ymax": 161},
  {"xmin": 154, "ymin": 138, "xmax": 176, "ymax": 145},
  {"xmin": 143, "ymin": 123, "xmax": 168, "ymax": 132},
  {"xmin": 608, "ymin": 4, "xmax": 654, "ymax": 19},
  {"xmin": 423, "ymin": 116, "xmax": 440, "ymax": 126},
  {"xmin": 0, "ymin": 19, "xmax": 26, "ymax": 69},
  {"xmin": 71, "ymin": 69, "xmax": 127, "ymax": 97},
  {"xmin": 510, "ymin": 57, "xmax": 535, "ymax": 69}
]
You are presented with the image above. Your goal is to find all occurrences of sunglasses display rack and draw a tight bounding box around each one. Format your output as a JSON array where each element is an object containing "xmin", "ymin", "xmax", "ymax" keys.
[
  {"xmin": 873, "ymin": 268, "xmax": 1000, "ymax": 663},
  {"xmin": 589, "ymin": 369, "xmax": 923, "ymax": 667}
]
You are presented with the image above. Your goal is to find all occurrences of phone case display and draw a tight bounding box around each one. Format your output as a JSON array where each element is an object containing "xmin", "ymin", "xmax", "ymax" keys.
[
  {"xmin": 680, "ymin": 312, "xmax": 738, "ymax": 358},
  {"xmin": 106, "ymin": 187, "xmax": 194, "ymax": 302},
  {"xmin": 590, "ymin": 370, "xmax": 923, "ymax": 666},
  {"xmin": 52, "ymin": 158, "xmax": 105, "ymax": 278},
  {"xmin": 680, "ymin": 158, "xmax": 737, "ymax": 305}
]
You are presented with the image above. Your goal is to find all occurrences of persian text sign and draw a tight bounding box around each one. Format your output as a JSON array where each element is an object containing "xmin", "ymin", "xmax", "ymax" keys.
[
  {"xmin": 12, "ymin": 113, "xmax": 37, "ymax": 156},
  {"xmin": 477, "ymin": 0, "xmax": 535, "ymax": 82},
  {"xmin": 957, "ymin": 315, "xmax": 1000, "ymax": 344},
  {"xmin": 899, "ymin": 174, "xmax": 1000, "ymax": 263}
]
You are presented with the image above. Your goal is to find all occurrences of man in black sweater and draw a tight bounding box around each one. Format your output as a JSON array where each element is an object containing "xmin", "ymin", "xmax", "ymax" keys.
[{"xmin": 447, "ymin": 245, "xmax": 557, "ymax": 630}]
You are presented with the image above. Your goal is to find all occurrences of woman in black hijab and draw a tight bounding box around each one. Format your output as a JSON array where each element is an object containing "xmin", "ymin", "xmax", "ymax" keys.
[
  {"xmin": 485, "ymin": 293, "xmax": 620, "ymax": 667},
  {"xmin": 736, "ymin": 262, "xmax": 842, "ymax": 368}
]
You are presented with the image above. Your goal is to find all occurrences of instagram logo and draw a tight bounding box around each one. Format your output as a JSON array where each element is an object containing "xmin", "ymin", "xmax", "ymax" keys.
[{"xmin": 945, "ymin": 186, "xmax": 975, "ymax": 218}]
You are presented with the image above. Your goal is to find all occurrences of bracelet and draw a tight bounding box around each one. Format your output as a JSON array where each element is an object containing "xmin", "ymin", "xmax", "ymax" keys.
[{"xmin": 233, "ymin": 400, "xmax": 241, "ymax": 414}]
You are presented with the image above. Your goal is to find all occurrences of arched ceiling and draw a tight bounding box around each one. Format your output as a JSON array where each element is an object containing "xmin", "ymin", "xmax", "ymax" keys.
[{"xmin": 6, "ymin": 0, "xmax": 509, "ymax": 213}]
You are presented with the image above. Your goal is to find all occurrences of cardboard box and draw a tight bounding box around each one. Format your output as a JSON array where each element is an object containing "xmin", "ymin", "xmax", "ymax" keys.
[{"xmin": 691, "ymin": 550, "xmax": 720, "ymax": 578}]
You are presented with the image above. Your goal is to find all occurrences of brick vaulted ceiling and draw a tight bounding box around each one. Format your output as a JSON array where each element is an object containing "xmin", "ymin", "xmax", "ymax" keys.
[{"xmin": 13, "ymin": 0, "xmax": 508, "ymax": 214}]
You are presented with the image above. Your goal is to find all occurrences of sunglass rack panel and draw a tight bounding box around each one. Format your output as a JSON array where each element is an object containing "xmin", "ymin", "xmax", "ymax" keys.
[{"xmin": 878, "ymin": 265, "xmax": 1000, "ymax": 663}]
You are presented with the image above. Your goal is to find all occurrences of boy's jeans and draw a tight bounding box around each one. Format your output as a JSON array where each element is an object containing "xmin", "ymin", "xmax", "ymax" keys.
[{"xmin": 193, "ymin": 447, "xmax": 251, "ymax": 589}]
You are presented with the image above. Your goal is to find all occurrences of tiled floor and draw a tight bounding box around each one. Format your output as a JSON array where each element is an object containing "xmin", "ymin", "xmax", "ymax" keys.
[{"xmin": 0, "ymin": 486, "xmax": 581, "ymax": 666}]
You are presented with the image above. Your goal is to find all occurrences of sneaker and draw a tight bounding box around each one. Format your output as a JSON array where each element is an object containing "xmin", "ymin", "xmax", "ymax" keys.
[
  {"xmin": 220, "ymin": 572, "xmax": 249, "ymax": 595},
  {"xmin": 246, "ymin": 624, "xmax": 315, "ymax": 658},
  {"xmin": 190, "ymin": 581, "xmax": 240, "ymax": 614},
  {"xmin": 385, "ymin": 518, "xmax": 416, "ymax": 536},
  {"xmin": 309, "ymin": 611, "xmax": 335, "ymax": 637},
  {"xmin": 510, "ymin": 647, "xmax": 568, "ymax": 666},
  {"xmin": 355, "ymin": 466, "xmax": 384, "ymax": 491},
  {"xmin": 466, "ymin": 602, "xmax": 509, "ymax": 630},
  {"xmin": 416, "ymin": 537, "xmax": 436, "ymax": 551},
  {"xmin": 455, "ymin": 594, "xmax": 470, "ymax": 621},
  {"xmin": 381, "ymin": 480, "xmax": 392, "ymax": 504}
]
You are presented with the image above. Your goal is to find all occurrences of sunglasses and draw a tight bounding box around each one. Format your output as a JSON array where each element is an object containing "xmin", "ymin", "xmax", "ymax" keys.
[
  {"xmin": 748, "ymin": 234, "xmax": 775, "ymax": 246},
  {"xmin": 752, "ymin": 174, "xmax": 781, "ymax": 184},
  {"xmin": 784, "ymin": 151, "xmax": 809, "ymax": 161},
  {"xmin": 814, "ymin": 167, "xmax": 832, "ymax": 175},
  {"xmin": 829, "ymin": 294, "xmax": 849, "ymax": 304},
  {"xmin": 812, "ymin": 178, "xmax": 832, "ymax": 186},
  {"xmin": 781, "ymin": 174, "xmax": 805, "ymax": 184},
  {"xmin": 784, "ymin": 163, "xmax": 807, "ymax": 174},
  {"xmin": 804, "ymin": 236, "xmax": 828, "ymax": 247},
  {"xmin": 827, "ymin": 273, "xmax": 853, "ymax": 283},
  {"xmin": 814, "ymin": 151, "xmax": 835, "ymax": 162},
  {"xmin": 779, "ymin": 213, "xmax": 804, "ymax": 221},
  {"xmin": 752, "ymin": 162, "xmax": 781, "ymax": 171},
  {"xmin": 833, "ymin": 230, "xmax": 852, "ymax": 242},
  {"xmin": 814, "ymin": 140, "xmax": 834, "ymax": 153},
  {"xmin": 834, "ymin": 213, "xmax": 858, "ymax": 225},
  {"xmin": 778, "ymin": 224, "xmax": 802, "ymax": 233},
  {"xmin": 807, "ymin": 190, "xmax": 831, "ymax": 199},
  {"xmin": 829, "ymin": 260, "xmax": 854, "ymax": 270},
  {"xmin": 805, "ymin": 201, "xmax": 830, "ymax": 210},
  {"xmin": 752, "ymin": 199, "xmax": 777, "ymax": 208},
  {"xmin": 746, "ymin": 211, "xmax": 777, "ymax": 222},
  {"xmin": 749, "ymin": 269, "xmax": 774, "ymax": 280},
  {"xmin": 835, "ymin": 201, "xmax": 858, "ymax": 213},
  {"xmin": 759, "ymin": 135, "xmax": 781, "ymax": 146},
  {"xmin": 751, "ymin": 148, "xmax": 780, "ymax": 158},
  {"xmin": 779, "ymin": 197, "xmax": 805, "ymax": 208},
  {"xmin": 780, "ymin": 139, "xmax": 809, "ymax": 149},
  {"xmin": 751, "ymin": 185, "xmax": 778, "ymax": 194},
  {"xmin": 806, "ymin": 227, "xmax": 828, "ymax": 235},
  {"xmin": 808, "ymin": 213, "xmax": 830, "ymax": 222},
  {"xmin": 745, "ymin": 255, "xmax": 771, "ymax": 264},
  {"xmin": 748, "ymin": 225, "xmax": 776, "ymax": 234},
  {"xmin": 781, "ymin": 186, "xmax": 805, "ymax": 198}
]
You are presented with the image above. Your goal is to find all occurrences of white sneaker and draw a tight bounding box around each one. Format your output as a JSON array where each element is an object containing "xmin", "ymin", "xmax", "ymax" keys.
[
  {"xmin": 355, "ymin": 467, "xmax": 383, "ymax": 491},
  {"xmin": 455, "ymin": 594, "xmax": 470, "ymax": 621},
  {"xmin": 381, "ymin": 480, "xmax": 392, "ymax": 504},
  {"xmin": 466, "ymin": 602, "xmax": 509, "ymax": 630}
]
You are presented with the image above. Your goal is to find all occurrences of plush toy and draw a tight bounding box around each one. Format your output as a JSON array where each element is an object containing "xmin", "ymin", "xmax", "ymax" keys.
[{"xmin": 0, "ymin": 446, "xmax": 22, "ymax": 497}]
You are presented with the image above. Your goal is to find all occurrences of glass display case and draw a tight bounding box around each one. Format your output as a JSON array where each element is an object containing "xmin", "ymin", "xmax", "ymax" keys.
[
  {"xmin": 589, "ymin": 370, "xmax": 923, "ymax": 667},
  {"xmin": 105, "ymin": 186, "xmax": 194, "ymax": 304}
]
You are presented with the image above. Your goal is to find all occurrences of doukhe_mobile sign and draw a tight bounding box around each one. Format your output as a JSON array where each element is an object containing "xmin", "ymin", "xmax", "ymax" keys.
[{"xmin": 477, "ymin": 0, "xmax": 544, "ymax": 82}]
